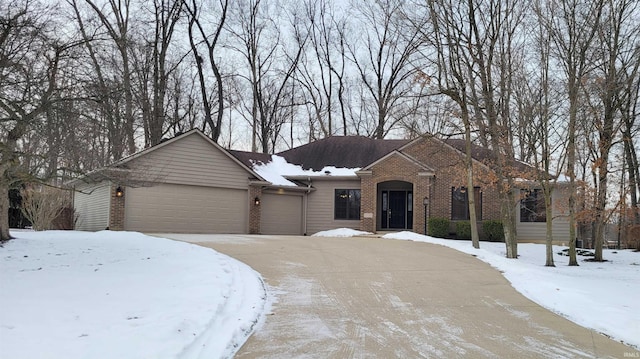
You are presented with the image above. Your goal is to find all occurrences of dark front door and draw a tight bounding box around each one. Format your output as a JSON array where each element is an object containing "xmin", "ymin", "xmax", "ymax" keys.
[
  {"xmin": 382, "ymin": 190, "xmax": 411, "ymax": 229},
  {"xmin": 388, "ymin": 191, "xmax": 406, "ymax": 228}
]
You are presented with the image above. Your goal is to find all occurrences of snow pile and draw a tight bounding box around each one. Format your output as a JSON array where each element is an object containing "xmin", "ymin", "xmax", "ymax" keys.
[
  {"xmin": 312, "ymin": 228, "xmax": 372, "ymax": 237},
  {"xmin": 382, "ymin": 231, "xmax": 640, "ymax": 349},
  {"xmin": 0, "ymin": 231, "xmax": 267, "ymax": 359},
  {"xmin": 252, "ymin": 155, "xmax": 359, "ymax": 186}
]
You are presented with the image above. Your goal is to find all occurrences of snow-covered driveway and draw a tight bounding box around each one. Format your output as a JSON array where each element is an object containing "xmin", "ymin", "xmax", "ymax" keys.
[{"xmin": 161, "ymin": 234, "xmax": 635, "ymax": 358}]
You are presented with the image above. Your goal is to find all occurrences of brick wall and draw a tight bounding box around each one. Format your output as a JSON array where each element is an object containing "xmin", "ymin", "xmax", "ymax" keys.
[
  {"xmin": 358, "ymin": 152, "xmax": 433, "ymax": 233},
  {"xmin": 359, "ymin": 173, "xmax": 375, "ymax": 232},
  {"xmin": 108, "ymin": 185, "xmax": 125, "ymax": 230},
  {"xmin": 403, "ymin": 137, "xmax": 502, "ymax": 222},
  {"xmin": 357, "ymin": 138, "xmax": 503, "ymax": 234},
  {"xmin": 248, "ymin": 185, "xmax": 262, "ymax": 234}
]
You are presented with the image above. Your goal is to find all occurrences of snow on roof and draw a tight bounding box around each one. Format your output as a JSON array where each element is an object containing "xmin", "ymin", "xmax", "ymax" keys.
[{"xmin": 252, "ymin": 155, "xmax": 360, "ymax": 187}]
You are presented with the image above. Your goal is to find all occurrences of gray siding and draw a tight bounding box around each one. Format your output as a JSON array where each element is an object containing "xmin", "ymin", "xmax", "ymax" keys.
[
  {"xmin": 517, "ymin": 220, "xmax": 570, "ymax": 242},
  {"xmin": 261, "ymin": 192, "xmax": 304, "ymax": 235},
  {"xmin": 74, "ymin": 182, "xmax": 111, "ymax": 231},
  {"xmin": 306, "ymin": 179, "xmax": 361, "ymax": 235},
  {"xmin": 516, "ymin": 187, "xmax": 571, "ymax": 243},
  {"xmin": 129, "ymin": 132, "xmax": 252, "ymax": 189},
  {"xmin": 124, "ymin": 183, "xmax": 248, "ymax": 233}
]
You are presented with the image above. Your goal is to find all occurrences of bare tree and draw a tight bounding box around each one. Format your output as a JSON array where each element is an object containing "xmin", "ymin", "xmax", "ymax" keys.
[
  {"xmin": 84, "ymin": 0, "xmax": 137, "ymax": 155},
  {"xmin": 228, "ymin": 0, "xmax": 307, "ymax": 153},
  {"xmin": 134, "ymin": 0, "xmax": 184, "ymax": 146},
  {"xmin": 515, "ymin": 1, "xmax": 569, "ymax": 266},
  {"xmin": 69, "ymin": 0, "xmax": 128, "ymax": 163},
  {"xmin": 420, "ymin": 0, "xmax": 481, "ymax": 248},
  {"xmin": 422, "ymin": 0, "xmax": 527, "ymax": 258},
  {"xmin": 0, "ymin": 1, "xmax": 71, "ymax": 241},
  {"xmin": 348, "ymin": 0, "xmax": 426, "ymax": 139},
  {"xmin": 542, "ymin": 0, "xmax": 605, "ymax": 265},
  {"xmin": 619, "ymin": 44, "xmax": 640, "ymax": 242},
  {"xmin": 184, "ymin": 0, "xmax": 228, "ymax": 143},
  {"xmin": 295, "ymin": 0, "xmax": 349, "ymax": 139},
  {"xmin": 585, "ymin": 0, "xmax": 638, "ymax": 260}
]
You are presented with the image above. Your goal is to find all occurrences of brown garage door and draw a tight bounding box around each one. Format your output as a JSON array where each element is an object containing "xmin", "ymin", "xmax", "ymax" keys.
[
  {"xmin": 124, "ymin": 183, "xmax": 248, "ymax": 233},
  {"xmin": 260, "ymin": 193, "xmax": 303, "ymax": 235}
]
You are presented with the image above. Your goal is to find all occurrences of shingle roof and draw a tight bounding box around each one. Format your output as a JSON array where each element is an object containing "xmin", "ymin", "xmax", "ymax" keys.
[
  {"xmin": 444, "ymin": 138, "xmax": 496, "ymax": 162},
  {"xmin": 228, "ymin": 150, "xmax": 274, "ymax": 169},
  {"xmin": 444, "ymin": 138, "xmax": 536, "ymax": 174},
  {"xmin": 229, "ymin": 135, "xmax": 538, "ymax": 178},
  {"xmin": 277, "ymin": 136, "xmax": 411, "ymax": 171}
]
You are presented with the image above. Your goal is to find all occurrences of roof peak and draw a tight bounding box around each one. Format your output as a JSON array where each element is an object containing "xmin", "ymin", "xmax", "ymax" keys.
[{"xmin": 277, "ymin": 136, "xmax": 411, "ymax": 171}]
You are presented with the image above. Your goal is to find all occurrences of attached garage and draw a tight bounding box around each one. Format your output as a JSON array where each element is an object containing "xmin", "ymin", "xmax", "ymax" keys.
[
  {"xmin": 260, "ymin": 192, "xmax": 304, "ymax": 235},
  {"xmin": 72, "ymin": 130, "xmax": 311, "ymax": 235},
  {"xmin": 124, "ymin": 183, "xmax": 248, "ymax": 233}
]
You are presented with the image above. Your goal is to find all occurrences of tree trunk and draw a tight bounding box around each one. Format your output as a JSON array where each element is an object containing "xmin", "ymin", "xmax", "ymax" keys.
[
  {"xmin": 567, "ymin": 84, "xmax": 579, "ymax": 266},
  {"xmin": 464, "ymin": 114, "xmax": 480, "ymax": 249},
  {"xmin": 501, "ymin": 188, "xmax": 518, "ymax": 259},
  {"xmin": 544, "ymin": 188, "xmax": 555, "ymax": 266},
  {"xmin": 593, "ymin": 142, "xmax": 612, "ymax": 261},
  {"xmin": 0, "ymin": 180, "xmax": 11, "ymax": 241},
  {"xmin": 625, "ymin": 133, "xmax": 640, "ymax": 225},
  {"xmin": 1, "ymin": 129, "xmax": 24, "ymax": 242}
]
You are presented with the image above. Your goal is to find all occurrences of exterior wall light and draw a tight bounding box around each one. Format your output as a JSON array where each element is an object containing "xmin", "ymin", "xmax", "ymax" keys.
[
  {"xmin": 254, "ymin": 197, "xmax": 260, "ymax": 206},
  {"xmin": 115, "ymin": 186, "xmax": 124, "ymax": 198}
]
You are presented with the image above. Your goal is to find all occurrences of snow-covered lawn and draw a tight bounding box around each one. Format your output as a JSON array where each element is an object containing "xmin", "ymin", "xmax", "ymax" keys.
[
  {"xmin": 316, "ymin": 229, "xmax": 640, "ymax": 349},
  {"xmin": 0, "ymin": 230, "xmax": 267, "ymax": 359},
  {"xmin": 2, "ymin": 228, "xmax": 637, "ymax": 357}
]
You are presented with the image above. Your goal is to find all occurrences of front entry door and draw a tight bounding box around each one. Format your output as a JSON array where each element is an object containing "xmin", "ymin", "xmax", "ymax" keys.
[
  {"xmin": 388, "ymin": 191, "xmax": 406, "ymax": 228},
  {"xmin": 382, "ymin": 190, "xmax": 412, "ymax": 229}
]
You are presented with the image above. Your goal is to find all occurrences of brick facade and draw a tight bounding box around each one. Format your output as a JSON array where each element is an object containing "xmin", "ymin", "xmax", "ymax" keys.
[
  {"xmin": 403, "ymin": 137, "xmax": 502, "ymax": 222},
  {"xmin": 358, "ymin": 137, "xmax": 503, "ymax": 234},
  {"xmin": 248, "ymin": 184, "xmax": 262, "ymax": 234},
  {"xmin": 109, "ymin": 185, "xmax": 125, "ymax": 230},
  {"xmin": 358, "ymin": 152, "xmax": 433, "ymax": 234}
]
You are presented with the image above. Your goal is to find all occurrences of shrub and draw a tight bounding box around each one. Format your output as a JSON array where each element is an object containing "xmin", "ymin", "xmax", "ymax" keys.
[
  {"xmin": 455, "ymin": 221, "xmax": 471, "ymax": 239},
  {"xmin": 20, "ymin": 186, "xmax": 71, "ymax": 231},
  {"xmin": 482, "ymin": 220, "xmax": 504, "ymax": 242},
  {"xmin": 428, "ymin": 217, "xmax": 450, "ymax": 238}
]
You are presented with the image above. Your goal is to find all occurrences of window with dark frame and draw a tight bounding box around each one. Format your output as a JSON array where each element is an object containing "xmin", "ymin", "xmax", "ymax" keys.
[
  {"xmin": 334, "ymin": 189, "xmax": 361, "ymax": 220},
  {"xmin": 451, "ymin": 187, "xmax": 482, "ymax": 221},
  {"xmin": 520, "ymin": 189, "xmax": 547, "ymax": 222}
]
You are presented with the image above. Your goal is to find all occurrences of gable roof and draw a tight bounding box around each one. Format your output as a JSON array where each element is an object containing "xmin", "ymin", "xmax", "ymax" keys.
[
  {"xmin": 443, "ymin": 138, "xmax": 536, "ymax": 175},
  {"xmin": 277, "ymin": 136, "xmax": 410, "ymax": 171},
  {"xmin": 360, "ymin": 149, "xmax": 435, "ymax": 174},
  {"xmin": 70, "ymin": 129, "xmax": 266, "ymax": 185}
]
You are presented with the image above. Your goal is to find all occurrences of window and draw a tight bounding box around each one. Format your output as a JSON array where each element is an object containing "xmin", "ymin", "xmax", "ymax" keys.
[
  {"xmin": 335, "ymin": 189, "xmax": 361, "ymax": 220},
  {"xmin": 520, "ymin": 189, "xmax": 547, "ymax": 222},
  {"xmin": 451, "ymin": 187, "xmax": 482, "ymax": 220}
]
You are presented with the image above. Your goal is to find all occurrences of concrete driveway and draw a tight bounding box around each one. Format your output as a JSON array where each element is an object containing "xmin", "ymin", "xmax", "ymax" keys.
[{"xmin": 160, "ymin": 234, "xmax": 635, "ymax": 358}]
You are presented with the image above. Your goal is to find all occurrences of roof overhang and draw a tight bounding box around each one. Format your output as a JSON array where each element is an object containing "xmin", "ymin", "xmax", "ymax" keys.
[{"xmin": 262, "ymin": 184, "xmax": 316, "ymax": 192}]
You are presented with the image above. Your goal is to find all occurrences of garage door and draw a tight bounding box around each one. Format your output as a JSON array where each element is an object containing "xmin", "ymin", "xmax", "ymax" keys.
[
  {"xmin": 261, "ymin": 193, "xmax": 303, "ymax": 235},
  {"xmin": 124, "ymin": 183, "xmax": 248, "ymax": 233}
]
